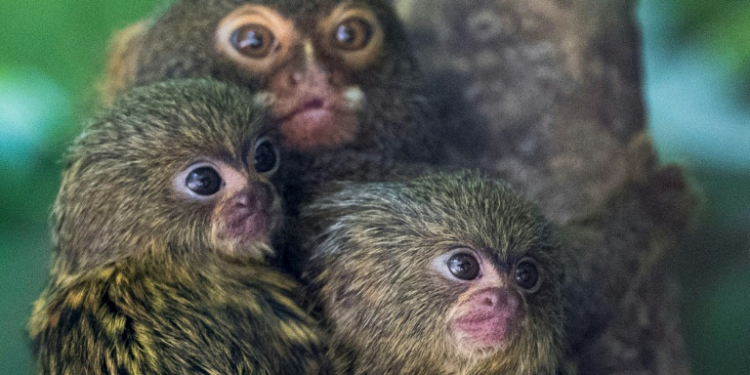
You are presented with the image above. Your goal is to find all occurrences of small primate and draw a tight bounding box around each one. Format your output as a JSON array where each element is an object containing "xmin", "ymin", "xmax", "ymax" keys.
[
  {"xmin": 301, "ymin": 172, "xmax": 569, "ymax": 375},
  {"xmin": 104, "ymin": 0, "xmax": 442, "ymax": 173},
  {"xmin": 28, "ymin": 79, "xmax": 326, "ymax": 375}
]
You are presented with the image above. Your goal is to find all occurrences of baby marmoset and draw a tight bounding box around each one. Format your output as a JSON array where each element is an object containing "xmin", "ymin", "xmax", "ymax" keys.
[
  {"xmin": 28, "ymin": 79, "xmax": 326, "ymax": 375},
  {"xmin": 301, "ymin": 172, "xmax": 570, "ymax": 375}
]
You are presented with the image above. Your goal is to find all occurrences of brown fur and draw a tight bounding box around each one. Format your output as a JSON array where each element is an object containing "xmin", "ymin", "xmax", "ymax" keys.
[
  {"xmin": 100, "ymin": 20, "xmax": 149, "ymax": 105},
  {"xmin": 29, "ymin": 79, "xmax": 327, "ymax": 375},
  {"xmin": 301, "ymin": 172, "xmax": 571, "ymax": 375},
  {"xmin": 100, "ymin": 0, "xmax": 444, "ymax": 168}
]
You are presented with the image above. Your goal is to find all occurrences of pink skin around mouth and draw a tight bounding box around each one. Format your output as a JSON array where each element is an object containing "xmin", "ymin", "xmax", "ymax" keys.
[
  {"xmin": 222, "ymin": 190, "xmax": 273, "ymax": 241},
  {"xmin": 278, "ymin": 98, "xmax": 356, "ymax": 149},
  {"xmin": 225, "ymin": 211, "xmax": 269, "ymax": 240},
  {"xmin": 454, "ymin": 311, "xmax": 514, "ymax": 345},
  {"xmin": 452, "ymin": 288, "xmax": 520, "ymax": 347},
  {"xmin": 282, "ymin": 99, "xmax": 333, "ymax": 129},
  {"xmin": 292, "ymin": 110, "xmax": 335, "ymax": 131},
  {"xmin": 286, "ymin": 98, "xmax": 327, "ymax": 117}
]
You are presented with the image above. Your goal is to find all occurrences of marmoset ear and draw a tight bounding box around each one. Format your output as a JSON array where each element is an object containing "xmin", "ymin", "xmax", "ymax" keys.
[{"xmin": 100, "ymin": 20, "xmax": 149, "ymax": 104}]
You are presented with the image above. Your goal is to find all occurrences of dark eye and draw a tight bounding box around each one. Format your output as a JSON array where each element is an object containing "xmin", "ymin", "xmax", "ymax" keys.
[
  {"xmin": 254, "ymin": 137, "xmax": 279, "ymax": 174},
  {"xmin": 514, "ymin": 258, "xmax": 540, "ymax": 292},
  {"xmin": 185, "ymin": 166, "xmax": 223, "ymax": 196},
  {"xmin": 447, "ymin": 253, "xmax": 480, "ymax": 280},
  {"xmin": 332, "ymin": 17, "xmax": 373, "ymax": 51},
  {"xmin": 231, "ymin": 24, "xmax": 276, "ymax": 58}
]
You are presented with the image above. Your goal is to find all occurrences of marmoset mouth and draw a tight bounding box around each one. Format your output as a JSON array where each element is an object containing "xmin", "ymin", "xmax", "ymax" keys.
[
  {"xmin": 280, "ymin": 98, "xmax": 335, "ymax": 129},
  {"xmin": 276, "ymin": 97, "xmax": 358, "ymax": 150},
  {"xmin": 286, "ymin": 98, "xmax": 326, "ymax": 117}
]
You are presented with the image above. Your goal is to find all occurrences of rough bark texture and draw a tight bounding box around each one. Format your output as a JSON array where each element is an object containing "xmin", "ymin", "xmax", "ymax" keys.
[{"xmin": 393, "ymin": 0, "xmax": 694, "ymax": 373}]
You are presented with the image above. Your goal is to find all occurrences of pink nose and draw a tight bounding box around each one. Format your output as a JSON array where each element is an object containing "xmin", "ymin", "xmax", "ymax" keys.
[
  {"xmin": 232, "ymin": 182, "xmax": 273, "ymax": 212},
  {"xmin": 275, "ymin": 62, "xmax": 332, "ymax": 90},
  {"xmin": 474, "ymin": 288, "xmax": 519, "ymax": 310},
  {"xmin": 221, "ymin": 183, "xmax": 275, "ymax": 240}
]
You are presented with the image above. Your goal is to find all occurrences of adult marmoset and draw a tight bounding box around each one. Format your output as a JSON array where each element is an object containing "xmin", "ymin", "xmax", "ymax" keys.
[
  {"xmin": 103, "ymin": 0, "xmax": 443, "ymax": 177},
  {"xmin": 28, "ymin": 79, "xmax": 326, "ymax": 375},
  {"xmin": 301, "ymin": 172, "xmax": 571, "ymax": 375}
]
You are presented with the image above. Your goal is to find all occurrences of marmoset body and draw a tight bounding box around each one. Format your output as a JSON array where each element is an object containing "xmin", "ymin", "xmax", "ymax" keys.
[{"xmin": 29, "ymin": 79, "xmax": 326, "ymax": 375}]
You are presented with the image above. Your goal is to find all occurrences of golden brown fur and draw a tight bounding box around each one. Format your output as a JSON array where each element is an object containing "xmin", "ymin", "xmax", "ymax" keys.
[
  {"xmin": 29, "ymin": 79, "xmax": 327, "ymax": 375},
  {"xmin": 301, "ymin": 172, "xmax": 570, "ymax": 375}
]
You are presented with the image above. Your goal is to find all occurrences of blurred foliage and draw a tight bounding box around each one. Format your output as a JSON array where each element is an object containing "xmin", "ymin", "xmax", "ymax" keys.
[
  {"xmin": 0, "ymin": 0, "xmax": 747, "ymax": 374},
  {"xmin": 672, "ymin": 0, "xmax": 750, "ymax": 79},
  {"xmin": 639, "ymin": 1, "xmax": 750, "ymax": 374},
  {"xmin": 0, "ymin": 2, "xmax": 162, "ymax": 373}
]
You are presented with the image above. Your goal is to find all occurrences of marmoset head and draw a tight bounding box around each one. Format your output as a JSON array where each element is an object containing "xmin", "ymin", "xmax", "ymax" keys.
[
  {"xmin": 303, "ymin": 172, "xmax": 566, "ymax": 374},
  {"xmin": 53, "ymin": 79, "xmax": 282, "ymax": 275},
  {"xmin": 107, "ymin": 0, "xmax": 428, "ymax": 157}
]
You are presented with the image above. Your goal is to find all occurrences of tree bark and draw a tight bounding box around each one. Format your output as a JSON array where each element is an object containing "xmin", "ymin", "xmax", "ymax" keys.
[{"xmin": 393, "ymin": 0, "xmax": 694, "ymax": 373}]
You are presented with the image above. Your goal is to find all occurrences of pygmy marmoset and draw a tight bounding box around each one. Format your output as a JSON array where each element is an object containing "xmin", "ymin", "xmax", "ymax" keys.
[
  {"xmin": 104, "ymin": 0, "xmax": 444, "ymax": 171},
  {"xmin": 301, "ymin": 172, "xmax": 569, "ymax": 375},
  {"xmin": 29, "ymin": 79, "xmax": 327, "ymax": 375}
]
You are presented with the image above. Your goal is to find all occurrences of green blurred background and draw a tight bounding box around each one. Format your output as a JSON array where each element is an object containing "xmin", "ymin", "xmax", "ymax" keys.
[{"xmin": 0, "ymin": 0, "xmax": 748, "ymax": 374}]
